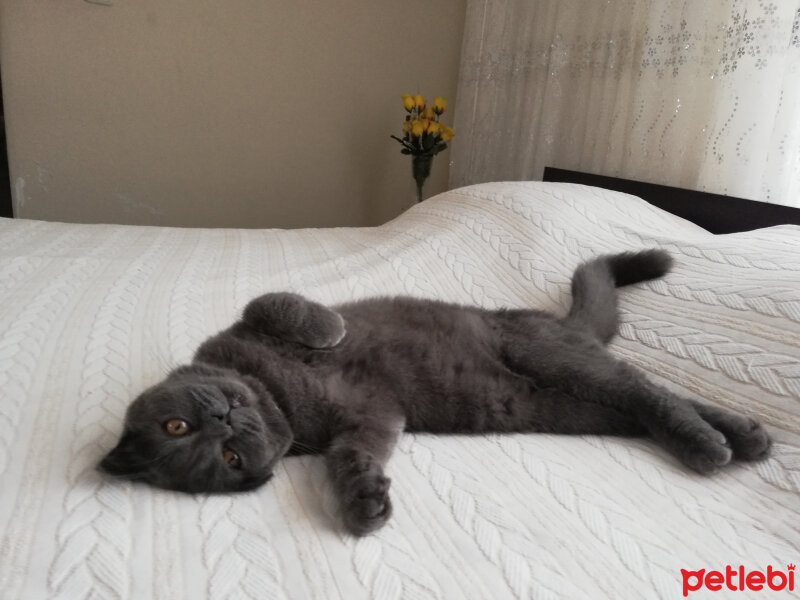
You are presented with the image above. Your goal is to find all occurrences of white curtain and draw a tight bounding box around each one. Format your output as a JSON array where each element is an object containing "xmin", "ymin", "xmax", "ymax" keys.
[{"xmin": 450, "ymin": 0, "xmax": 800, "ymax": 207}]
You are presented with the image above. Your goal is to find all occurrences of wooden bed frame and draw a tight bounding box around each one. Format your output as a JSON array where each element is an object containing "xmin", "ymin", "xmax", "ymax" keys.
[{"xmin": 543, "ymin": 167, "xmax": 800, "ymax": 234}]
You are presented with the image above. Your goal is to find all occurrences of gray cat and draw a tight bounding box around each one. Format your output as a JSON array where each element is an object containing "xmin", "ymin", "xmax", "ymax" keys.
[{"xmin": 100, "ymin": 250, "xmax": 771, "ymax": 535}]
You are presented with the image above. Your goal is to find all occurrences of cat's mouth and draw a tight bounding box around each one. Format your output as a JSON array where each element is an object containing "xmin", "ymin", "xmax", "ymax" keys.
[{"xmin": 223, "ymin": 387, "xmax": 249, "ymax": 411}]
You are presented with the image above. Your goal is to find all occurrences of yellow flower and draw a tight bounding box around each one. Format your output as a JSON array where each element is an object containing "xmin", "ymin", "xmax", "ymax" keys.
[
  {"xmin": 411, "ymin": 119, "xmax": 428, "ymax": 136},
  {"xmin": 433, "ymin": 97, "xmax": 447, "ymax": 114},
  {"xmin": 402, "ymin": 94, "xmax": 415, "ymax": 112},
  {"xmin": 402, "ymin": 120, "xmax": 412, "ymax": 134},
  {"xmin": 427, "ymin": 121, "xmax": 441, "ymax": 136},
  {"xmin": 414, "ymin": 94, "xmax": 425, "ymax": 109},
  {"xmin": 441, "ymin": 125, "xmax": 455, "ymax": 141},
  {"xmin": 422, "ymin": 107, "xmax": 435, "ymax": 120}
]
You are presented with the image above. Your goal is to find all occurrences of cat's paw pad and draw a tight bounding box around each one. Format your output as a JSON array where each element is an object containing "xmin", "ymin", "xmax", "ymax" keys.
[
  {"xmin": 678, "ymin": 428, "xmax": 733, "ymax": 475},
  {"xmin": 305, "ymin": 313, "xmax": 346, "ymax": 349},
  {"xmin": 342, "ymin": 474, "xmax": 392, "ymax": 536},
  {"xmin": 727, "ymin": 418, "xmax": 771, "ymax": 461}
]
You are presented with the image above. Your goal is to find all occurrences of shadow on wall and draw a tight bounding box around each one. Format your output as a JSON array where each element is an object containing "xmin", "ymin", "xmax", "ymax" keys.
[{"xmin": 0, "ymin": 71, "xmax": 12, "ymax": 218}]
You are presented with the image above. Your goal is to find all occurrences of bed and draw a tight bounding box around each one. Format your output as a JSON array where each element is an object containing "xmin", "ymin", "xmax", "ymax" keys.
[{"xmin": 0, "ymin": 180, "xmax": 798, "ymax": 600}]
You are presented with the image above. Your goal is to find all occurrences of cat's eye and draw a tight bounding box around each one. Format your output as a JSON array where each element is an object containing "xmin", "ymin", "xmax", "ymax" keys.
[
  {"xmin": 223, "ymin": 448, "xmax": 241, "ymax": 469},
  {"xmin": 164, "ymin": 419, "xmax": 190, "ymax": 436}
]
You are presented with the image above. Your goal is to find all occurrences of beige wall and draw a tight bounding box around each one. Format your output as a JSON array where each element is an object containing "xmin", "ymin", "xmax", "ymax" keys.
[{"xmin": 0, "ymin": 1, "xmax": 465, "ymax": 228}]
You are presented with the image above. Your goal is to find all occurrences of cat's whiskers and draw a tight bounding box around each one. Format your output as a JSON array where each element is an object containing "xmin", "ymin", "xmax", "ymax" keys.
[{"xmin": 288, "ymin": 439, "xmax": 325, "ymax": 454}]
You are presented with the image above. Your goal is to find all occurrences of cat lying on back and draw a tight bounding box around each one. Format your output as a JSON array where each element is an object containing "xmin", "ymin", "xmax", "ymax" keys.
[{"xmin": 100, "ymin": 250, "xmax": 771, "ymax": 536}]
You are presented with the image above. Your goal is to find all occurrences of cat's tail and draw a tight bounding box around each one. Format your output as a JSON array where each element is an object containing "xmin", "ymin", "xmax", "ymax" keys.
[{"xmin": 565, "ymin": 249, "xmax": 673, "ymax": 344}]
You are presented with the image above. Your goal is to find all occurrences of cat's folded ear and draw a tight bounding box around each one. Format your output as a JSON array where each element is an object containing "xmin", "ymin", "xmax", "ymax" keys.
[{"xmin": 98, "ymin": 431, "xmax": 145, "ymax": 477}]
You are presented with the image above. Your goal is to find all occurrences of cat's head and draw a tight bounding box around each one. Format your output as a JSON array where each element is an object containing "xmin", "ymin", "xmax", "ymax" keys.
[{"xmin": 99, "ymin": 363, "xmax": 293, "ymax": 493}]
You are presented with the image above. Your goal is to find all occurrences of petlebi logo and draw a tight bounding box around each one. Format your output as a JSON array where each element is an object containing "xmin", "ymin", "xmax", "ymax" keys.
[{"xmin": 681, "ymin": 564, "xmax": 795, "ymax": 596}]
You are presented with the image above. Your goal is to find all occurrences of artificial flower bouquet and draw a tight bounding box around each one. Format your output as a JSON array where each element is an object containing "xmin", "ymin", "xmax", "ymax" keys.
[{"xmin": 391, "ymin": 94, "xmax": 455, "ymax": 202}]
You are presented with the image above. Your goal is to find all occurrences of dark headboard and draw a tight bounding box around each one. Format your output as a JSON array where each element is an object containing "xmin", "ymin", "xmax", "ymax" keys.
[{"xmin": 543, "ymin": 167, "xmax": 800, "ymax": 234}]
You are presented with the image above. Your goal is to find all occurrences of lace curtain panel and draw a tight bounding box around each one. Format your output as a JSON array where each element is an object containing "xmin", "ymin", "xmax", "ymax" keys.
[{"xmin": 450, "ymin": 0, "xmax": 800, "ymax": 207}]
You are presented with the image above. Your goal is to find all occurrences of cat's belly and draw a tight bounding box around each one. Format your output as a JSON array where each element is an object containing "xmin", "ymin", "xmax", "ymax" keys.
[
  {"xmin": 335, "ymin": 300, "xmax": 499, "ymax": 381},
  {"xmin": 329, "ymin": 300, "xmax": 526, "ymax": 431}
]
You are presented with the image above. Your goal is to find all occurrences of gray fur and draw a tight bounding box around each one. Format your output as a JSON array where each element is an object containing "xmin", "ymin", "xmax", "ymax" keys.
[{"xmin": 100, "ymin": 250, "xmax": 771, "ymax": 536}]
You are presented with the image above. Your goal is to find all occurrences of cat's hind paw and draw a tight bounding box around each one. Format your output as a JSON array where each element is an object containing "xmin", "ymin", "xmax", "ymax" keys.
[
  {"xmin": 692, "ymin": 403, "xmax": 772, "ymax": 462},
  {"xmin": 675, "ymin": 427, "xmax": 733, "ymax": 475},
  {"xmin": 724, "ymin": 417, "xmax": 772, "ymax": 461}
]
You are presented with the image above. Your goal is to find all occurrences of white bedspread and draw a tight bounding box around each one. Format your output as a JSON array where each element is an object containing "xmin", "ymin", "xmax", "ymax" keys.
[{"xmin": 0, "ymin": 182, "xmax": 797, "ymax": 600}]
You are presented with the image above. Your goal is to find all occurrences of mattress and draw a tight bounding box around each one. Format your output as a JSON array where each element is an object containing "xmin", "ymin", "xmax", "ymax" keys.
[{"xmin": 0, "ymin": 181, "xmax": 797, "ymax": 600}]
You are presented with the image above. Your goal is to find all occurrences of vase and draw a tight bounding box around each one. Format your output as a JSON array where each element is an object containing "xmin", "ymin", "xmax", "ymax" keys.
[{"xmin": 412, "ymin": 154, "xmax": 433, "ymax": 203}]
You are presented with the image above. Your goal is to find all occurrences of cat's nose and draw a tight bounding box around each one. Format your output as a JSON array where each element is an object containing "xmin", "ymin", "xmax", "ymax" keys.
[{"xmin": 212, "ymin": 411, "xmax": 231, "ymax": 425}]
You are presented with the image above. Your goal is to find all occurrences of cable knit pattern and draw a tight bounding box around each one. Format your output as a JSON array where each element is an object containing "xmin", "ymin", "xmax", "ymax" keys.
[{"xmin": 0, "ymin": 181, "xmax": 798, "ymax": 599}]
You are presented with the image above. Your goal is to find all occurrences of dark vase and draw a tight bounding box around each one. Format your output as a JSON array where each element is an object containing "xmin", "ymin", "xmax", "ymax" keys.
[{"xmin": 412, "ymin": 154, "xmax": 433, "ymax": 203}]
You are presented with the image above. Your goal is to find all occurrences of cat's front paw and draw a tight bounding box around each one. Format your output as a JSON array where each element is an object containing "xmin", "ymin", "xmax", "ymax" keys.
[
  {"xmin": 304, "ymin": 312, "xmax": 346, "ymax": 349},
  {"xmin": 341, "ymin": 473, "xmax": 392, "ymax": 536}
]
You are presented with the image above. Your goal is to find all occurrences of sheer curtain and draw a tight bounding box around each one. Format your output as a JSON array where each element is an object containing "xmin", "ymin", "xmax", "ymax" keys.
[{"xmin": 450, "ymin": 0, "xmax": 800, "ymax": 207}]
